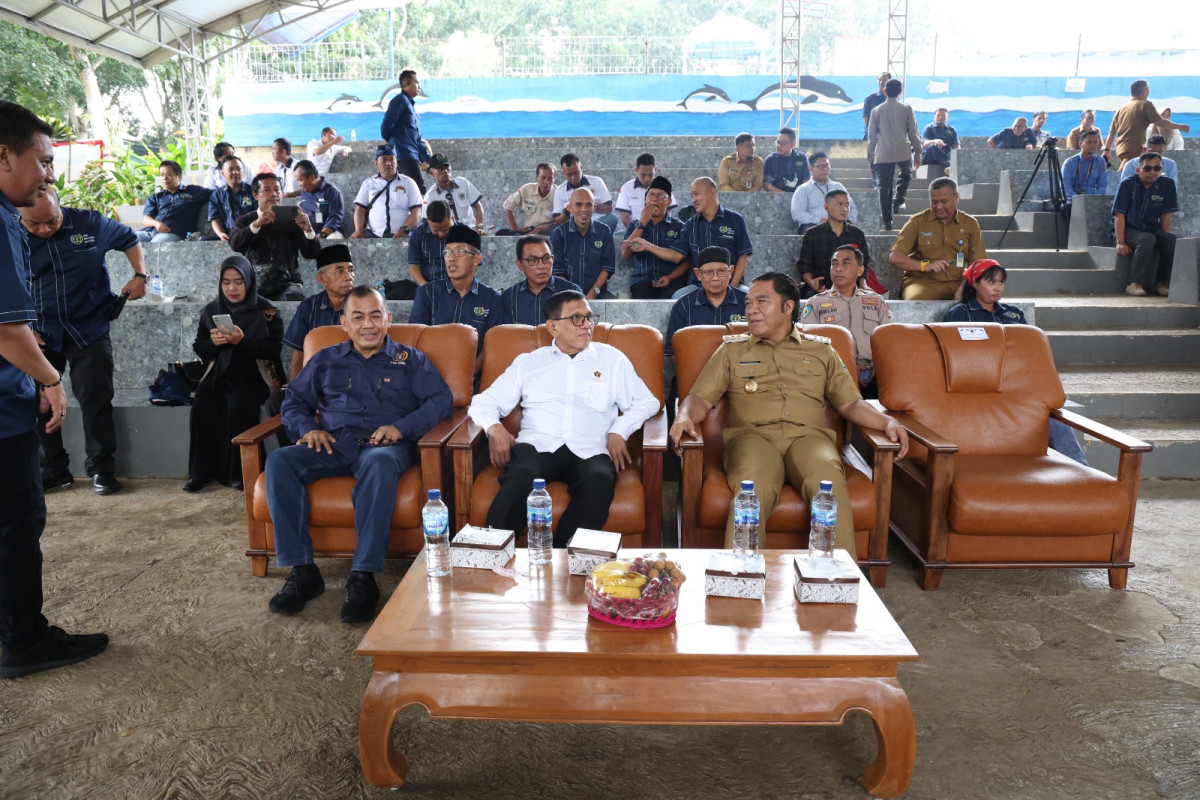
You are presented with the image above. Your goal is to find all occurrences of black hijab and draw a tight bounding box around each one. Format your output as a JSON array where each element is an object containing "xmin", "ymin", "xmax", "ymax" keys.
[{"xmin": 202, "ymin": 254, "xmax": 272, "ymax": 342}]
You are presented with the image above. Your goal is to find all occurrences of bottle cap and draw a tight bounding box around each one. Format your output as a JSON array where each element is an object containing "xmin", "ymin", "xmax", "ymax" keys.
[
  {"xmin": 427, "ymin": 489, "xmax": 441, "ymax": 500},
  {"xmin": 533, "ymin": 478, "xmax": 546, "ymax": 490},
  {"xmin": 741, "ymin": 480, "xmax": 754, "ymax": 491},
  {"xmin": 819, "ymin": 480, "xmax": 833, "ymax": 492}
]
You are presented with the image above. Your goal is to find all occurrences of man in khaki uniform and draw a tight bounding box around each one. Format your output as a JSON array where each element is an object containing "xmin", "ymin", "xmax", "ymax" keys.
[
  {"xmin": 670, "ymin": 272, "xmax": 908, "ymax": 556},
  {"xmin": 801, "ymin": 244, "xmax": 891, "ymax": 397},
  {"xmin": 1104, "ymin": 80, "xmax": 1189, "ymax": 169},
  {"xmin": 889, "ymin": 177, "xmax": 986, "ymax": 300}
]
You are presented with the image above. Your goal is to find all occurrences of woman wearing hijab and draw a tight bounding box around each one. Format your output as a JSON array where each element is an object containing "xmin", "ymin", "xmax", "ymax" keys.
[
  {"xmin": 183, "ymin": 254, "xmax": 285, "ymax": 492},
  {"xmin": 943, "ymin": 259, "xmax": 1088, "ymax": 465}
]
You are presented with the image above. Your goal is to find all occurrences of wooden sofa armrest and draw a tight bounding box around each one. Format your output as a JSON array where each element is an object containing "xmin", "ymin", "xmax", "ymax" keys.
[
  {"xmin": 642, "ymin": 408, "xmax": 668, "ymax": 451},
  {"xmin": 448, "ymin": 417, "xmax": 484, "ymax": 451},
  {"xmin": 232, "ymin": 415, "xmax": 284, "ymax": 446},
  {"xmin": 1052, "ymin": 408, "xmax": 1153, "ymax": 453},
  {"xmin": 677, "ymin": 419, "xmax": 706, "ymax": 548},
  {"xmin": 418, "ymin": 409, "xmax": 469, "ymax": 451},
  {"xmin": 449, "ymin": 418, "xmax": 491, "ymax": 531},
  {"xmin": 640, "ymin": 409, "xmax": 667, "ymax": 549},
  {"xmin": 867, "ymin": 401, "xmax": 959, "ymax": 454}
]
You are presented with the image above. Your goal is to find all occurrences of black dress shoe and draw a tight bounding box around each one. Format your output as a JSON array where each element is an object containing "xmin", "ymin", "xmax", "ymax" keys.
[
  {"xmin": 43, "ymin": 472, "xmax": 74, "ymax": 492},
  {"xmin": 340, "ymin": 571, "xmax": 380, "ymax": 624},
  {"xmin": 882, "ymin": 222, "xmax": 893, "ymax": 232},
  {"xmin": 92, "ymin": 474, "xmax": 121, "ymax": 495},
  {"xmin": 181, "ymin": 478, "xmax": 208, "ymax": 493},
  {"xmin": 0, "ymin": 626, "xmax": 109, "ymax": 679},
  {"xmin": 269, "ymin": 565, "xmax": 325, "ymax": 615}
]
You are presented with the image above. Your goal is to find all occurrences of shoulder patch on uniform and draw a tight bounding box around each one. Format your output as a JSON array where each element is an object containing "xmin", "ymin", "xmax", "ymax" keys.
[
  {"xmin": 800, "ymin": 305, "xmax": 814, "ymax": 320},
  {"xmin": 800, "ymin": 333, "xmax": 832, "ymax": 344},
  {"xmin": 722, "ymin": 333, "xmax": 750, "ymax": 343}
]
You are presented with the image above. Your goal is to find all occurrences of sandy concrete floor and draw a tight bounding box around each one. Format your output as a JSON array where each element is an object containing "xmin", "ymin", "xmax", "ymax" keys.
[{"xmin": 1, "ymin": 478, "xmax": 1197, "ymax": 799}]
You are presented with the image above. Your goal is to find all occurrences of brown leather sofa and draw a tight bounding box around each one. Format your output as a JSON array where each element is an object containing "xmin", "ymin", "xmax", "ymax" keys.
[
  {"xmin": 449, "ymin": 323, "xmax": 667, "ymax": 549},
  {"xmin": 872, "ymin": 323, "xmax": 1152, "ymax": 590},
  {"xmin": 233, "ymin": 323, "xmax": 477, "ymax": 576},
  {"xmin": 672, "ymin": 323, "xmax": 899, "ymax": 587}
]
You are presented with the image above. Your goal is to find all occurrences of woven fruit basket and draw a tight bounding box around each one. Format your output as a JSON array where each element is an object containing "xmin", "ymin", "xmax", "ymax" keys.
[{"xmin": 585, "ymin": 553, "xmax": 686, "ymax": 628}]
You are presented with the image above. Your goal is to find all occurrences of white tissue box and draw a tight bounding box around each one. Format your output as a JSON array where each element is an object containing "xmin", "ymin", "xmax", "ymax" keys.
[
  {"xmin": 792, "ymin": 552, "xmax": 861, "ymax": 604},
  {"xmin": 567, "ymin": 529, "xmax": 622, "ymax": 575},
  {"xmin": 450, "ymin": 526, "xmax": 515, "ymax": 570},
  {"xmin": 704, "ymin": 552, "xmax": 767, "ymax": 599}
]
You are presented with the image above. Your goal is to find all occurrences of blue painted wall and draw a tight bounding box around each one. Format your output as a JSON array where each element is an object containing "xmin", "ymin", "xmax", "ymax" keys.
[{"xmin": 223, "ymin": 74, "xmax": 1199, "ymax": 145}]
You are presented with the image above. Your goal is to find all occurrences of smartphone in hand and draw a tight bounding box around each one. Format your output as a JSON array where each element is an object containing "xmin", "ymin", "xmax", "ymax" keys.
[{"xmin": 212, "ymin": 313, "xmax": 234, "ymax": 331}]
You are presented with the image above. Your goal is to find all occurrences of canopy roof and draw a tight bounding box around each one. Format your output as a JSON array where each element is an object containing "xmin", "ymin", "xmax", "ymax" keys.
[{"xmin": 0, "ymin": 0, "xmax": 368, "ymax": 68}]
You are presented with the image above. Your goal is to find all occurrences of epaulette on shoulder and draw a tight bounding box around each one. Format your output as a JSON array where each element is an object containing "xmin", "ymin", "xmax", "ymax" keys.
[
  {"xmin": 722, "ymin": 333, "xmax": 750, "ymax": 343},
  {"xmin": 801, "ymin": 332, "xmax": 832, "ymax": 344}
]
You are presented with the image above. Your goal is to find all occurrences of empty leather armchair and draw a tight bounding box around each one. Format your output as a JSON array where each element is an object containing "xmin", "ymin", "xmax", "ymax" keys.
[
  {"xmin": 449, "ymin": 323, "xmax": 667, "ymax": 548},
  {"xmin": 872, "ymin": 322, "xmax": 1152, "ymax": 590},
  {"xmin": 672, "ymin": 323, "xmax": 898, "ymax": 587},
  {"xmin": 234, "ymin": 323, "xmax": 477, "ymax": 576}
]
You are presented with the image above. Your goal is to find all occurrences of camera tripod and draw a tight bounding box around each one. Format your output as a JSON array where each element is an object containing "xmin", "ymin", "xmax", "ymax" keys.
[{"xmin": 998, "ymin": 137, "xmax": 1068, "ymax": 251}]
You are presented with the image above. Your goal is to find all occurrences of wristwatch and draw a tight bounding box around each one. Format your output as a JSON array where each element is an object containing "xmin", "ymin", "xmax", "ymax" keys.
[
  {"xmin": 133, "ymin": 273, "xmax": 148, "ymax": 280},
  {"xmin": 635, "ymin": 222, "xmax": 647, "ymax": 231}
]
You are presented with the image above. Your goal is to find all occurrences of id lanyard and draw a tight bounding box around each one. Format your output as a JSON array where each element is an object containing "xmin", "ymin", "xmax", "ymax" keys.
[{"xmin": 956, "ymin": 239, "xmax": 965, "ymax": 272}]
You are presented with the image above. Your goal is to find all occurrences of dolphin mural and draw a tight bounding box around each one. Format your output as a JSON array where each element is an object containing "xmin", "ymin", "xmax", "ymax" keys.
[
  {"xmin": 325, "ymin": 93, "xmax": 362, "ymax": 111},
  {"xmin": 736, "ymin": 76, "xmax": 853, "ymax": 110},
  {"xmin": 374, "ymin": 83, "xmax": 431, "ymax": 109},
  {"xmin": 677, "ymin": 83, "xmax": 732, "ymax": 108}
]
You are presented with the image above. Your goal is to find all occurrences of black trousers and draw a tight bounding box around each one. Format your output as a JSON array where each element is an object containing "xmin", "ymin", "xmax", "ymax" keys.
[
  {"xmin": 486, "ymin": 443, "xmax": 617, "ymax": 547},
  {"xmin": 188, "ymin": 377, "xmax": 270, "ymax": 486},
  {"xmin": 0, "ymin": 431, "xmax": 49, "ymax": 651},
  {"xmin": 877, "ymin": 160, "xmax": 913, "ymax": 227},
  {"xmin": 396, "ymin": 159, "xmax": 427, "ymax": 194},
  {"xmin": 38, "ymin": 335, "xmax": 117, "ymax": 478},
  {"xmin": 631, "ymin": 279, "xmax": 687, "ymax": 299}
]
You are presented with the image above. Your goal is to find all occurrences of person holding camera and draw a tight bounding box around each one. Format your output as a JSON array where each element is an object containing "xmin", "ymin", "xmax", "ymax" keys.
[{"xmin": 229, "ymin": 173, "xmax": 321, "ymax": 301}]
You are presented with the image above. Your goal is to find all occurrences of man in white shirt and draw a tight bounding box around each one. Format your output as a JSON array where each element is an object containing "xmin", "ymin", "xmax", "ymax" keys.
[
  {"xmin": 790, "ymin": 152, "xmax": 858, "ymax": 233},
  {"xmin": 272, "ymin": 138, "xmax": 299, "ymax": 198},
  {"xmin": 552, "ymin": 153, "xmax": 617, "ymax": 229},
  {"xmin": 468, "ymin": 290, "xmax": 659, "ymax": 545},
  {"xmin": 306, "ymin": 126, "xmax": 352, "ymax": 176},
  {"xmin": 424, "ymin": 153, "xmax": 484, "ymax": 232},
  {"xmin": 614, "ymin": 153, "xmax": 676, "ymax": 231},
  {"xmin": 351, "ymin": 145, "xmax": 423, "ymax": 239}
]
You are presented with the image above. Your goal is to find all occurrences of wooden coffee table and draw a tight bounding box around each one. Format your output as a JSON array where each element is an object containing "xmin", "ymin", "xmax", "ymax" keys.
[{"xmin": 357, "ymin": 549, "xmax": 919, "ymax": 797}]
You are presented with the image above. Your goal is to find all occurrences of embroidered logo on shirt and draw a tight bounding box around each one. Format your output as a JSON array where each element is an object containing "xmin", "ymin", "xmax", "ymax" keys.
[
  {"xmin": 822, "ymin": 314, "xmax": 837, "ymax": 323},
  {"xmin": 394, "ymin": 351, "xmax": 409, "ymax": 362},
  {"xmin": 593, "ymin": 371, "xmax": 603, "ymax": 381},
  {"xmin": 862, "ymin": 297, "xmax": 879, "ymax": 307},
  {"xmin": 264, "ymin": 308, "xmax": 277, "ymax": 321},
  {"xmin": 718, "ymin": 226, "xmax": 732, "ymax": 235},
  {"xmin": 69, "ymin": 233, "xmax": 96, "ymax": 246},
  {"xmin": 730, "ymin": 314, "xmax": 744, "ymax": 321},
  {"xmin": 667, "ymin": 230, "xmax": 678, "ymax": 238},
  {"xmin": 593, "ymin": 241, "xmax": 604, "ymax": 249},
  {"xmin": 801, "ymin": 306, "xmax": 813, "ymax": 319},
  {"xmin": 474, "ymin": 307, "xmax": 490, "ymax": 317},
  {"xmin": 818, "ymin": 302, "xmax": 834, "ymax": 309}
]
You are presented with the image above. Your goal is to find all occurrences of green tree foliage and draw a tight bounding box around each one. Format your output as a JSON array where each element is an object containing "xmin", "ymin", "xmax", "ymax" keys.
[{"xmin": 0, "ymin": 22, "xmax": 146, "ymax": 134}]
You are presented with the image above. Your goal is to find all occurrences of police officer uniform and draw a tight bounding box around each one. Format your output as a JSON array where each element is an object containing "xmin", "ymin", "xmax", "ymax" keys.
[
  {"xmin": 268, "ymin": 337, "xmax": 452, "ymax": 573},
  {"xmin": 28, "ymin": 207, "xmax": 140, "ymax": 486},
  {"xmin": 689, "ymin": 327, "xmax": 861, "ymax": 555},
  {"xmin": 891, "ymin": 207, "xmax": 985, "ymax": 300},
  {"xmin": 800, "ymin": 287, "xmax": 891, "ymax": 384}
]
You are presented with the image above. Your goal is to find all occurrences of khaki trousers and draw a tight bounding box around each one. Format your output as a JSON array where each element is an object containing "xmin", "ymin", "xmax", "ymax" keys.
[{"xmin": 721, "ymin": 427, "xmax": 855, "ymax": 558}]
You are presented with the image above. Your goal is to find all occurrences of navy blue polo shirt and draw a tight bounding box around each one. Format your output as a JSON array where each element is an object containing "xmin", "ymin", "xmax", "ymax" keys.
[
  {"xmin": 208, "ymin": 182, "xmax": 255, "ymax": 231},
  {"xmin": 407, "ymin": 221, "xmax": 473, "ymax": 283},
  {"xmin": 624, "ymin": 215, "xmax": 688, "ymax": 287},
  {"xmin": 762, "ymin": 149, "xmax": 811, "ymax": 192},
  {"xmin": 1111, "ymin": 175, "xmax": 1179, "ymax": 233},
  {"xmin": 988, "ymin": 128, "xmax": 1037, "ymax": 149},
  {"xmin": 664, "ymin": 285, "xmax": 748, "ymax": 357},
  {"xmin": 920, "ymin": 123, "xmax": 959, "ymax": 164},
  {"xmin": 943, "ymin": 299, "xmax": 1027, "ymax": 325},
  {"xmin": 299, "ymin": 178, "xmax": 346, "ymax": 233},
  {"xmin": 0, "ymin": 192, "xmax": 39, "ymax": 437},
  {"xmin": 281, "ymin": 337, "xmax": 451, "ymax": 464},
  {"xmin": 682, "ymin": 206, "xmax": 754, "ymax": 284},
  {"xmin": 143, "ymin": 184, "xmax": 211, "ymax": 236},
  {"xmin": 28, "ymin": 207, "xmax": 139, "ymax": 352},
  {"xmin": 499, "ymin": 275, "xmax": 582, "ymax": 326},
  {"xmin": 282, "ymin": 289, "xmax": 345, "ymax": 351},
  {"xmin": 409, "ymin": 278, "xmax": 503, "ymax": 352},
  {"xmin": 550, "ymin": 217, "xmax": 615, "ymax": 292}
]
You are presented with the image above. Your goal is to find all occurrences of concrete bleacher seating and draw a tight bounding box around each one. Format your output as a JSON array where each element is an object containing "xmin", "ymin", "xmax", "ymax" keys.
[{"xmin": 59, "ymin": 134, "xmax": 1199, "ymax": 480}]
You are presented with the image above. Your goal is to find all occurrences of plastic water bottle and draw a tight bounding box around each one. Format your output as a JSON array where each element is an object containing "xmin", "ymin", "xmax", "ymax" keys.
[
  {"xmin": 732, "ymin": 480, "xmax": 760, "ymax": 555},
  {"xmin": 350, "ymin": 129, "xmax": 356, "ymax": 141},
  {"xmin": 422, "ymin": 489, "xmax": 451, "ymax": 577},
  {"xmin": 809, "ymin": 480, "xmax": 837, "ymax": 558},
  {"xmin": 151, "ymin": 273, "xmax": 164, "ymax": 299},
  {"xmin": 526, "ymin": 478, "xmax": 553, "ymax": 565}
]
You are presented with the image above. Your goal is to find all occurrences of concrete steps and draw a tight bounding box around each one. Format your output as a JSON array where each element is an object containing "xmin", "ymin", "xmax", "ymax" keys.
[
  {"xmin": 1059, "ymin": 365, "xmax": 1200, "ymax": 418},
  {"xmin": 1082, "ymin": 418, "xmax": 1200, "ymax": 478},
  {"xmin": 1029, "ymin": 297, "xmax": 1200, "ymax": 330},
  {"xmin": 1047, "ymin": 328, "xmax": 1200, "ymax": 366}
]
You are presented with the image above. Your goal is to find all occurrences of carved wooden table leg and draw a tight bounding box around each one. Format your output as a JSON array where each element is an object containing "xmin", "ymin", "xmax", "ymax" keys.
[
  {"xmin": 359, "ymin": 671, "xmax": 411, "ymax": 788},
  {"xmin": 860, "ymin": 678, "xmax": 917, "ymax": 799}
]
